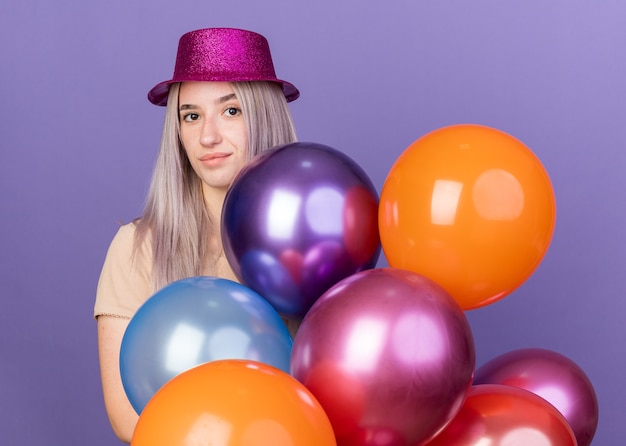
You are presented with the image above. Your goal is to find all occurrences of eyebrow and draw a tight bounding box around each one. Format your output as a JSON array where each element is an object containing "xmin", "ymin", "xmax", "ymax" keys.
[
  {"xmin": 179, "ymin": 93, "xmax": 238, "ymax": 111},
  {"xmin": 217, "ymin": 93, "xmax": 237, "ymax": 104}
]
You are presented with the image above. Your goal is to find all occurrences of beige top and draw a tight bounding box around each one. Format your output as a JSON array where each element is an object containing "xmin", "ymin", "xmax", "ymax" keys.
[
  {"xmin": 94, "ymin": 223, "xmax": 152, "ymax": 318},
  {"xmin": 94, "ymin": 223, "xmax": 300, "ymax": 335},
  {"xmin": 94, "ymin": 222, "xmax": 235, "ymax": 319}
]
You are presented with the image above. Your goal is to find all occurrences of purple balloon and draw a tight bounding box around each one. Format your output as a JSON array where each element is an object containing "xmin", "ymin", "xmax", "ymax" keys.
[
  {"xmin": 222, "ymin": 142, "xmax": 381, "ymax": 318},
  {"xmin": 290, "ymin": 268, "xmax": 476, "ymax": 446},
  {"xmin": 474, "ymin": 348, "xmax": 599, "ymax": 446},
  {"xmin": 239, "ymin": 249, "xmax": 301, "ymax": 314}
]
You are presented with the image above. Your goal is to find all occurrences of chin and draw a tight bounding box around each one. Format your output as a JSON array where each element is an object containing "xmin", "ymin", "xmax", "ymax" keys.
[{"xmin": 202, "ymin": 178, "xmax": 235, "ymax": 192}]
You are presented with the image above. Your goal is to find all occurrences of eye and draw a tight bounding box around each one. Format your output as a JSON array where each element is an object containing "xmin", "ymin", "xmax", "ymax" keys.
[
  {"xmin": 182, "ymin": 112, "xmax": 200, "ymax": 122},
  {"xmin": 224, "ymin": 107, "xmax": 242, "ymax": 117}
]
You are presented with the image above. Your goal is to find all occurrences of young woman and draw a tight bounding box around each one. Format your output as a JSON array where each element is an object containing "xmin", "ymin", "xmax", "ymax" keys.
[{"xmin": 94, "ymin": 28, "xmax": 300, "ymax": 443}]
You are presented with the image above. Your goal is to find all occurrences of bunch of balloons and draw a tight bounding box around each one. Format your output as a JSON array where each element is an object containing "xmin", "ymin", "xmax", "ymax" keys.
[
  {"xmin": 371, "ymin": 124, "xmax": 596, "ymax": 445},
  {"xmin": 473, "ymin": 348, "xmax": 599, "ymax": 446},
  {"xmin": 425, "ymin": 347, "xmax": 599, "ymax": 445},
  {"xmin": 121, "ymin": 142, "xmax": 382, "ymax": 445},
  {"xmin": 118, "ymin": 132, "xmax": 597, "ymax": 446},
  {"xmin": 121, "ymin": 277, "xmax": 336, "ymax": 445}
]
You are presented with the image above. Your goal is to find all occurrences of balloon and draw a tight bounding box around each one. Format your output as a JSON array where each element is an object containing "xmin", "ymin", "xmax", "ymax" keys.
[
  {"xmin": 222, "ymin": 142, "xmax": 380, "ymax": 318},
  {"xmin": 474, "ymin": 348, "xmax": 598, "ymax": 446},
  {"xmin": 131, "ymin": 360, "xmax": 337, "ymax": 446},
  {"xmin": 291, "ymin": 268, "xmax": 475, "ymax": 446},
  {"xmin": 120, "ymin": 276, "xmax": 292, "ymax": 414},
  {"xmin": 379, "ymin": 124, "xmax": 556, "ymax": 310},
  {"xmin": 425, "ymin": 384, "xmax": 577, "ymax": 445}
]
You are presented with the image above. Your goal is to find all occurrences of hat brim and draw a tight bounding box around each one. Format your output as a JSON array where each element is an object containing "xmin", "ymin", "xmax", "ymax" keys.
[{"xmin": 148, "ymin": 79, "xmax": 299, "ymax": 106}]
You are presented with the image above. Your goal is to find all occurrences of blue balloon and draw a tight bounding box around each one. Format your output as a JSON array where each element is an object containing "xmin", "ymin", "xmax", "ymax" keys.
[
  {"xmin": 222, "ymin": 142, "xmax": 381, "ymax": 318},
  {"xmin": 120, "ymin": 276, "xmax": 292, "ymax": 414}
]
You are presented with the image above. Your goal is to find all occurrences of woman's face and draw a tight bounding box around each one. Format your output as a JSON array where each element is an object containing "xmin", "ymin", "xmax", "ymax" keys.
[{"xmin": 178, "ymin": 81, "xmax": 247, "ymax": 193}]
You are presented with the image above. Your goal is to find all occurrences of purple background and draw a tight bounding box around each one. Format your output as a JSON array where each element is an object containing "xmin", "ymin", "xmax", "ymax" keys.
[{"xmin": 1, "ymin": 0, "xmax": 623, "ymax": 444}]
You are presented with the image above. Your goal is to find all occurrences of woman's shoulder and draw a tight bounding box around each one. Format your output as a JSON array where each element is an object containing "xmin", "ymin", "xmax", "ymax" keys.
[
  {"xmin": 108, "ymin": 221, "xmax": 138, "ymax": 250},
  {"xmin": 106, "ymin": 220, "xmax": 151, "ymax": 257},
  {"xmin": 115, "ymin": 220, "xmax": 138, "ymax": 237}
]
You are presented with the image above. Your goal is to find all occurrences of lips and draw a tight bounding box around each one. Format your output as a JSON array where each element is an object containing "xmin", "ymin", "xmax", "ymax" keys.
[
  {"xmin": 199, "ymin": 152, "xmax": 231, "ymax": 166},
  {"xmin": 200, "ymin": 152, "xmax": 230, "ymax": 161}
]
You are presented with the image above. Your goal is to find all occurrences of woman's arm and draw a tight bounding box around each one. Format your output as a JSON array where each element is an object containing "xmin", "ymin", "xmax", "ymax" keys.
[
  {"xmin": 97, "ymin": 315, "xmax": 139, "ymax": 443},
  {"xmin": 94, "ymin": 223, "xmax": 152, "ymax": 442}
]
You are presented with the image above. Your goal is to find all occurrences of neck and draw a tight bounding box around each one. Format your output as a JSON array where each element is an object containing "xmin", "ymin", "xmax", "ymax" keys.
[{"xmin": 202, "ymin": 183, "xmax": 228, "ymax": 225}]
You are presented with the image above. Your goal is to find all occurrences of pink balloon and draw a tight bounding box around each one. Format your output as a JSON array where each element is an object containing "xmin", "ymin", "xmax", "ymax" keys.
[
  {"xmin": 290, "ymin": 268, "xmax": 475, "ymax": 446},
  {"xmin": 426, "ymin": 384, "xmax": 577, "ymax": 445},
  {"xmin": 474, "ymin": 348, "xmax": 598, "ymax": 446}
]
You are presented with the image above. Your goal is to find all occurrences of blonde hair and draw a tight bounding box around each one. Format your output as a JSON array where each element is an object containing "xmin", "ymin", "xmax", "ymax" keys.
[{"xmin": 135, "ymin": 81, "xmax": 297, "ymax": 291}]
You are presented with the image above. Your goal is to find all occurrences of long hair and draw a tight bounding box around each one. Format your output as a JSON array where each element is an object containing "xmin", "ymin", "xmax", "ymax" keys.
[{"xmin": 135, "ymin": 81, "xmax": 297, "ymax": 292}]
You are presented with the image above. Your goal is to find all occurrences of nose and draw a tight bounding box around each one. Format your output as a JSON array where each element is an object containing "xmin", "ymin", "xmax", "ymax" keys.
[{"xmin": 200, "ymin": 116, "xmax": 222, "ymax": 147}]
